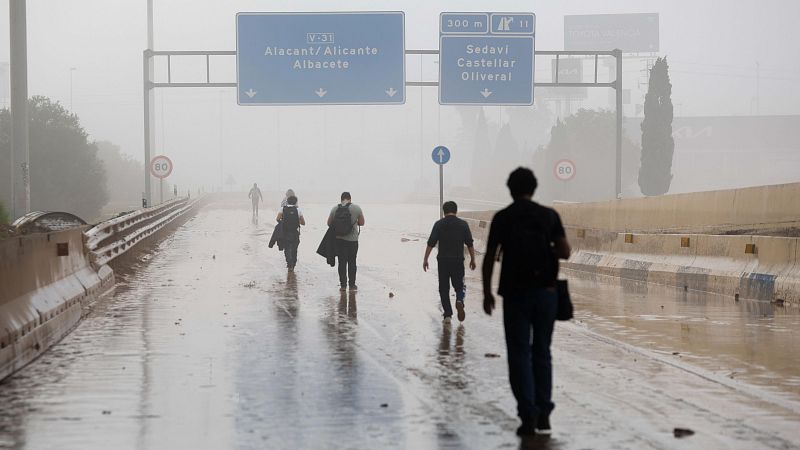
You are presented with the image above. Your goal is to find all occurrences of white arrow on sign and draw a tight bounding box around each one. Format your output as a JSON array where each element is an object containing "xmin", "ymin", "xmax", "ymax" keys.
[
  {"xmin": 437, "ymin": 148, "xmax": 446, "ymax": 163},
  {"xmin": 244, "ymin": 89, "xmax": 257, "ymax": 98},
  {"xmin": 480, "ymin": 88, "xmax": 493, "ymax": 98},
  {"xmin": 385, "ymin": 87, "xmax": 397, "ymax": 98},
  {"xmin": 315, "ymin": 88, "xmax": 327, "ymax": 98}
]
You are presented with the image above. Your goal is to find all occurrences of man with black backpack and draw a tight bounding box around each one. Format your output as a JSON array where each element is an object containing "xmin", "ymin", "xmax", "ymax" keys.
[
  {"xmin": 276, "ymin": 195, "xmax": 305, "ymax": 271},
  {"xmin": 327, "ymin": 192, "xmax": 365, "ymax": 291},
  {"xmin": 482, "ymin": 167, "xmax": 571, "ymax": 437}
]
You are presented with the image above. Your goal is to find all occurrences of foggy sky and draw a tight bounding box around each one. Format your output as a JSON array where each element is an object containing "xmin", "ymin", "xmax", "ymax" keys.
[{"xmin": 1, "ymin": 0, "xmax": 799, "ymax": 197}]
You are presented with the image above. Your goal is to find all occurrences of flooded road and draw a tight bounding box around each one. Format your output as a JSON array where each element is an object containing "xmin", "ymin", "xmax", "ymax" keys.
[{"xmin": 0, "ymin": 200, "xmax": 798, "ymax": 449}]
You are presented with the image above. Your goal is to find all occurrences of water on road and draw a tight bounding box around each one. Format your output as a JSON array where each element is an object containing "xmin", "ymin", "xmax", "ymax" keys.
[{"xmin": 0, "ymin": 200, "xmax": 798, "ymax": 449}]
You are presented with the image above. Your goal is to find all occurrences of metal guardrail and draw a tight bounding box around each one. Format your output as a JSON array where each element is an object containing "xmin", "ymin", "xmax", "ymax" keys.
[{"xmin": 85, "ymin": 197, "xmax": 199, "ymax": 267}]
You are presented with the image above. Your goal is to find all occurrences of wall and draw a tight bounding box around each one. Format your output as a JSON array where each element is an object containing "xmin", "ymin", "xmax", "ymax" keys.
[
  {"xmin": 553, "ymin": 182, "xmax": 800, "ymax": 234},
  {"xmin": 0, "ymin": 228, "xmax": 114, "ymax": 381}
]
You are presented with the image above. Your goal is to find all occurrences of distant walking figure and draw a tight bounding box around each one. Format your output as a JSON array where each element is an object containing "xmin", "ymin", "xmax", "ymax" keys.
[
  {"xmin": 280, "ymin": 189, "xmax": 296, "ymax": 208},
  {"xmin": 423, "ymin": 201, "xmax": 476, "ymax": 324},
  {"xmin": 248, "ymin": 183, "xmax": 263, "ymax": 216},
  {"xmin": 482, "ymin": 167, "xmax": 571, "ymax": 437},
  {"xmin": 276, "ymin": 195, "xmax": 305, "ymax": 271},
  {"xmin": 327, "ymin": 192, "xmax": 364, "ymax": 291}
]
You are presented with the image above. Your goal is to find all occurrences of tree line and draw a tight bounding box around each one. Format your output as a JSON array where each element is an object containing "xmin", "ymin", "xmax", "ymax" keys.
[{"xmin": 0, "ymin": 96, "xmax": 142, "ymax": 222}]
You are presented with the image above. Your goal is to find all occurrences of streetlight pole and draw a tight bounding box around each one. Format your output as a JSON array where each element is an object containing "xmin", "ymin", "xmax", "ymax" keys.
[
  {"xmin": 10, "ymin": 0, "xmax": 30, "ymax": 218},
  {"xmin": 143, "ymin": 0, "xmax": 155, "ymax": 207}
]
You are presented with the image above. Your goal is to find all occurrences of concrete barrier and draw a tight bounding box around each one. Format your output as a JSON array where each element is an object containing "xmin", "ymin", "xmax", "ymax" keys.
[
  {"xmin": 563, "ymin": 229, "xmax": 799, "ymax": 304},
  {"xmin": 0, "ymin": 227, "xmax": 114, "ymax": 381},
  {"xmin": 463, "ymin": 214, "xmax": 799, "ymax": 304}
]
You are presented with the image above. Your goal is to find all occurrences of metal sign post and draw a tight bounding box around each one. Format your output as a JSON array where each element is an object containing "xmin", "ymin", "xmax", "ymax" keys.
[{"xmin": 432, "ymin": 146, "xmax": 451, "ymax": 218}]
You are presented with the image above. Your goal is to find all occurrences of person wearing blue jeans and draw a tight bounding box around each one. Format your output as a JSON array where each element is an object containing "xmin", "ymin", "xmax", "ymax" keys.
[
  {"xmin": 482, "ymin": 167, "xmax": 571, "ymax": 437},
  {"xmin": 423, "ymin": 201, "xmax": 476, "ymax": 323}
]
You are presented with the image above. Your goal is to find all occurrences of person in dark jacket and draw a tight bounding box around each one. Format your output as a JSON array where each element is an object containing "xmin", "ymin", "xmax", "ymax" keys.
[
  {"xmin": 276, "ymin": 195, "xmax": 305, "ymax": 271},
  {"xmin": 423, "ymin": 201, "xmax": 476, "ymax": 324},
  {"xmin": 482, "ymin": 167, "xmax": 571, "ymax": 437}
]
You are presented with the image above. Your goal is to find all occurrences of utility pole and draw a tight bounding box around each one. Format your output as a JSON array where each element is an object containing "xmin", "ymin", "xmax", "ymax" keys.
[
  {"xmin": 614, "ymin": 48, "xmax": 623, "ymax": 199},
  {"xmin": 10, "ymin": 0, "xmax": 30, "ymax": 218},
  {"xmin": 143, "ymin": 0, "xmax": 155, "ymax": 207}
]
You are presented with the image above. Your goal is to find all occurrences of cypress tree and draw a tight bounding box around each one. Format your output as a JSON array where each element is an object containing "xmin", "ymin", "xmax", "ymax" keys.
[{"xmin": 638, "ymin": 57, "xmax": 675, "ymax": 196}]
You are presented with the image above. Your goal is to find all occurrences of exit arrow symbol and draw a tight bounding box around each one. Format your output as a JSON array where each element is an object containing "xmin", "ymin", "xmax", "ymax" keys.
[
  {"xmin": 385, "ymin": 87, "xmax": 397, "ymax": 97},
  {"xmin": 480, "ymin": 88, "xmax": 493, "ymax": 98},
  {"xmin": 244, "ymin": 89, "xmax": 257, "ymax": 98},
  {"xmin": 437, "ymin": 148, "xmax": 445, "ymax": 163},
  {"xmin": 315, "ymin": 88, "xmax": 327, "ymax": 98}
]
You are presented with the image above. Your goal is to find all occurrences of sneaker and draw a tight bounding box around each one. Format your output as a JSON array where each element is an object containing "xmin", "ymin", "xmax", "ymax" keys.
[
  {"xmin": 349, "ymin": 285, "xmax": 358, "ymax": 291},
  {"xmin": 456, "ymin": 301, "xmax": 466, "ymax": 322},
  {"xmin": 516, "ymin": 418, "xmax": 537, "ymax": 437},
  {"xmin": 536, "ymin": 414, "xmax": 551, "ymax": 435},
  {"xmin": 443, "ymin": 316, "xmax": 452, "ymax": 324}
]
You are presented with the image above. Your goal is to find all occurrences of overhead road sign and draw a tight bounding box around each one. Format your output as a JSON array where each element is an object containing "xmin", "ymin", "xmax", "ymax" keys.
[
  {"xmin": 432, "ymin": 146, "xmax": 450, "ymax": 165},
  {"xmin": 236, "ymin": 12, "xmax": 405, "ymax": 105},
  {"xmin": 564, "ymin": 13, "xmax": 659, "ymax": 53},
  {"xmin": 439, "ymin": 12, "xmax": 535, "ymax": 106}
]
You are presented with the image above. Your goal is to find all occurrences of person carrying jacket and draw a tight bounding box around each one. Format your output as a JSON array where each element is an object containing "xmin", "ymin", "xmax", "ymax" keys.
[
  {"xmin": 327, "ymin": 192, "xmax": 364, "ymax": 291},
  {"xmin": 276, "ymin": 195, "xmax": 305, "ymax": 271}
]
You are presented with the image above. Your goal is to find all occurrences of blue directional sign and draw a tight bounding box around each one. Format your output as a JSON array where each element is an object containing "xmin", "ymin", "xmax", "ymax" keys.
[
  {"xmin": 440, "ymin": 12, "xmax": 535, "ymax": 105},
  {"xmin": 236, "ymin": 12, "xmax": 405, "ymax": 105},
  {"xmin": 432, "ymin": 146, "xmax": 451, "ymax": 165}
]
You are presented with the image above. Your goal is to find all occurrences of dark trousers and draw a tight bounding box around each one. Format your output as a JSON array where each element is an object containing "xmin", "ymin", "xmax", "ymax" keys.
[
  {"xmin": 503, "ymin": 287, "xmax": 558, "ymax": 420},
  {"xmin": 335, "ymin": 239, "xmax": 359, "ymax": 287},
  {"xmin": 284, "ymin": 238, "xmax": 299, "ymax": 267},
  {"xmin": 437, "ymin": 258, "xmax": 465, "ymax": 317}
]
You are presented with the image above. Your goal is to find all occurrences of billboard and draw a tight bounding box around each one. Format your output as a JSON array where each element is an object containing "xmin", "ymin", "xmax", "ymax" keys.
[
  {"xmin": 550, "ymin": 58, "xmax": 587, "ymax": 99},
  {"xmin": 564, "ymin": 13, "xmax": 659, "ymax": 53}
]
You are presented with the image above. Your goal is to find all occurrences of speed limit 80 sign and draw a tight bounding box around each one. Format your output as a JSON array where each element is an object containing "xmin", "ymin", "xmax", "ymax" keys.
[
  {"xmin": 554, "ymin": 159, "xmax": 576, "ymax": 181},
  {"xmin": 150, "ymin": 155, "xmax": 173, "ymax": 179}
]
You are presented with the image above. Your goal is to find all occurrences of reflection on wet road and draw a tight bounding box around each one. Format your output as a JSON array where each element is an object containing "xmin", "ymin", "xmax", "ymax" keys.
[{"xmin": 0, "ymin": 201, "xmax": 798, "ymax": 449}]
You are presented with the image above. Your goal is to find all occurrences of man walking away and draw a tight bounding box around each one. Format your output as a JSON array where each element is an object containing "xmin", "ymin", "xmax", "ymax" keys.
[
  {"xmin": 423, "ymin": 201, "xmax": 476, "ymax": 324},
  {"xmin": 276, "ymin": 195, "xmax": 305, "ymax": 271},
  {"xmin": 249, "ymin": 183, "xmax": 263, "ymax": 216},
  {"xmin": 327, "ymin": 192, "xmax": 364, "ymax": 291},
  {"xmin": 481, "ymin": 167, "xmax": 571, "ymax": 437}
]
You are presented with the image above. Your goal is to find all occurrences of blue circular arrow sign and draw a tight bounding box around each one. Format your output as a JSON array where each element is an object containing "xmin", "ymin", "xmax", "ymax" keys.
[{"xmin": 432, "ymin": 146, "xmax": 451, "ymax": 165}]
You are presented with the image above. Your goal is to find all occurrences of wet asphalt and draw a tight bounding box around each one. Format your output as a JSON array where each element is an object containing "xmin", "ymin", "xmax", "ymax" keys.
[{"xmin": 0, "ymin": 200, "xmax": 798, "ymax": 450}]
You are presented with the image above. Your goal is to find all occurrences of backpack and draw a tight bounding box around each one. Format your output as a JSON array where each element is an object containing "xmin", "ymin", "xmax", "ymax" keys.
[
  {"xmin": 282, "ymin": 206, "xmax": 300, "ymax": 235},
  {"xmin": 504, "ymin": 209, "xmax": 558, "ymax": 287},
  {"xmin": 333, "ymin": 204, "xmax": 354, "ymax": 237}
]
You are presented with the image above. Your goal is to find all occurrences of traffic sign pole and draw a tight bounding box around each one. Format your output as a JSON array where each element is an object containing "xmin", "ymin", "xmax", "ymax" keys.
[
  {"xmin": 439, "ymin": 164, "xmax": 444, "ymax": 219},
  {"xmin": 160, "ymin": 178, "xmax": 163, "ymax": 205},
  {"xmin": 432, "ymin": 146, "xmax": 451, "ymax": 218}
]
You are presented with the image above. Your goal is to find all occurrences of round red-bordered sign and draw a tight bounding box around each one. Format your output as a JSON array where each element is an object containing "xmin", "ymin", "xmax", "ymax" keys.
[
  {"xmin": 150, "ymin": 155, "xmax": 173, "ymax": 179},
  {"xmin": 553, "ymin": 159, "xmax": 576, "ymax": 181}
]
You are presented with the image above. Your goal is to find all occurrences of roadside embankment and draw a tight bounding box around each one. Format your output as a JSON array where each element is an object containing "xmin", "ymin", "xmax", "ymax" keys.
[{"xmin": 0, "ymin": 227, "xmax": 114, "ymax": 381}]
